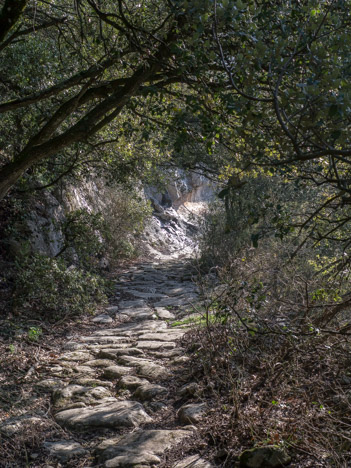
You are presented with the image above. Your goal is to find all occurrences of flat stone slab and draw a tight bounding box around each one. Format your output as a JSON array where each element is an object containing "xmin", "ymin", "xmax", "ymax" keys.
[
  {"xmin": 90, "ymin": 343, "xmax": 133, "ymax": 350},
  {"xmin": 55, "ymin": 400, "xmax": 152, "ymax": 430},
  {"xmin": 138, "ymin": 331, "xmax": 185, "ymax": 341},
  {"xmin": 137, "ymin": 340, "xmax": 177, "ymax": 350},
  {"xmin": 94, "ymin": 329, "xmax": 134, "ymax": 337},
  {"xmin": 35, "ymin": 378, "xmax": 64, "ymax": 391},
  {"xmin": 102, "ymin": 365, "xmax": 135, "ymax": 380},
  {"xmin": 118, "ymin": 356, "xmax": 169, "ymax": 380},
  {"xmin": 80, "ymin": 336, "xmax": 131, "ymax": 344},
  {"xmin": 59, "ymin": 351, "xmax": 94, "ymax": 362},
  {"xmin": 155, "ymin": 307, "xmax": 175, "ymax": 319},
  {"xmin": 92, "ymin": 314, "xmax": 114, "ymax": 324},
  {"xmin": 119, "ymin": 311, "xmax": 155, "ymax": 321},
  {"xmin": 53, "ymin": 385, "xmax": 112, "ymax": 409},
  {"xmin": 72, "ymin": 365, "xmax": 96, "ymax": 374},
  {"xmin": 97, "ymin": 429, "xmax": 192, "ymax": 467},
  {"xmin": 111, "ymin": 321, "xmax": 167, "ymax": 335},
  {"xmin": 44, "ymin": 440, "xmax": 87, "ymax": 463},
  {"xmin": 118, "ymin": 375, "xmax": 149, "ymax": 390},
  {"xmin": 97, "ymin": 348, "xmax": 144, "ymax": 359}
]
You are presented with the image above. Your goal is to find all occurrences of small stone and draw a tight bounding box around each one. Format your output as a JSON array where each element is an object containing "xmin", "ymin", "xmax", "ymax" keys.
[
  {"xmin": 44, "ymin": 440, "xmax": 87, "ymax": 463},
  {"xmin": 155, "ymin": 307, "xmax": 175, "ymax": 320},
  {"xmin": 92, "ymin": 314, "xmax": 113, "ymax": 324},
  {"xmin": 178, "ymin": 403, "xmax": 207, "ymax": 424},
  {"xmin": 178, "ymin": 382, "xmax": 200, "ymax": 398},
  {"xmin": 119, "ymin": 375, "xmax": 149, "ymax": 390},
  {"xmin": 173, "ymin": 356, "xmax": 190, "ymax": 364},
  {"xmin": 133, "ymin": 383, "xmax": 168, "ymax": 401},
  {"xmin": 239, "ymin": 446, "xmax": 291, "ymax": 468}
]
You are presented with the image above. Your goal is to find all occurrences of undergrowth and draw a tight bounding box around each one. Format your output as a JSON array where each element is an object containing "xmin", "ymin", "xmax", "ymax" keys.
[{"xmin": 184, "ymin": 315, "xmax": 351, "ymax": 466}]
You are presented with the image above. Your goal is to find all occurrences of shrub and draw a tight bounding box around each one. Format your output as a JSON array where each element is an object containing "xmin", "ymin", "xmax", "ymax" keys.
[
  {"xmin": 102, "ymin": 188, "xmax": 152, "ymax": 263},
  {"xmin": 13, "ymin": 253, "xmax": 108, "ymax": 320},
  {"xmin": 57, "ymin": 208, "xmax": 105, "ymax": 270}
]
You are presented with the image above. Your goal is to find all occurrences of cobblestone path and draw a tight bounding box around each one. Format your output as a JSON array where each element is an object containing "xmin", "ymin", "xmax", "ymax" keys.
[{"xmin": 40, "ymin": 259, "xmax": 211, "ymax": 467}]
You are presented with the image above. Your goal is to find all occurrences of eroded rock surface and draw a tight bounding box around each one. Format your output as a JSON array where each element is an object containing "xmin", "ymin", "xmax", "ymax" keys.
[{"xmin": 97, "ymin": 429, "xmax": 193, "ymax": 467}]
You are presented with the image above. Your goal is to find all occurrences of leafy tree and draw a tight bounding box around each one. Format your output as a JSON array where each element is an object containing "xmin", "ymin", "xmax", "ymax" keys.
[{"xmin": 0, "ymin": 0, "xmax": 221, "ymax": 199}]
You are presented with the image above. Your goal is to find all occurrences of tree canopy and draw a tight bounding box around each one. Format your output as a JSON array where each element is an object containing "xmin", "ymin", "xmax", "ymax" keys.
[{"xmin": 1, "ymin": 0, "xmax": 351, "ymax": 254}]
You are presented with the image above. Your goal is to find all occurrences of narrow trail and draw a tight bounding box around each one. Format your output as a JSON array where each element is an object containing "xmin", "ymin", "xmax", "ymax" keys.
[{"xmin": 42, "ymin": 258, "xmax": 211, "ymax": 467}]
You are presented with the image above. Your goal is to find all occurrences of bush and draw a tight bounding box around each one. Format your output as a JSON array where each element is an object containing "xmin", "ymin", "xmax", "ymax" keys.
[
  {"xmin": 13, "ymin": 254, "xmax": 108, "ymax": 320},
  {"xmin": 58, "ymin": 208, "xmax": 105, "ymax": 270},
  {"xmin": 102, "ymin": 188, "xmax": 152, "ymax": 263}
]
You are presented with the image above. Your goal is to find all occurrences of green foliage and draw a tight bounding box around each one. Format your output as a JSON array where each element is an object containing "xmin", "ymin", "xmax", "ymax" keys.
[
  {"xmin": 58, "ymin": 208, "xmax": 105, "ymax": 269},
  {"xmin": 102, "ymin": 188, "xmax": 152, "ymax": 262},
  {"xmin": 27, "ymin": 326, "xmax": 42, "ymax": 342},
  {"xmin": 13, "ymin": 254, "xmax": 108, "ymax": 321}
]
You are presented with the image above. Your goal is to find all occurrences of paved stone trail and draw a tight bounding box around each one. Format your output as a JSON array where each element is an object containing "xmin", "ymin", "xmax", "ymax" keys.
[{"xmin": 42, "ymin": 258, "xmax": 212, "ymax": 467}]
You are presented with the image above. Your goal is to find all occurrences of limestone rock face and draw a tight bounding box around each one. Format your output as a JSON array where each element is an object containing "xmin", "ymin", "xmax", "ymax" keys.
[
  {"xmin": 55, "ymin": 400, "xmax": 152, "ymax": 430},
  {"xmin": 239, "ymin": 446, "xmax": 291, "ymax": 468}
]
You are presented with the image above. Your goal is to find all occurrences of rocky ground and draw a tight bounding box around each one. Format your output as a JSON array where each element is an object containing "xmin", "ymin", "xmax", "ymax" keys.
[{"xmin": 0, "ymin": 257, "xmax": 213, "ymax": 467}]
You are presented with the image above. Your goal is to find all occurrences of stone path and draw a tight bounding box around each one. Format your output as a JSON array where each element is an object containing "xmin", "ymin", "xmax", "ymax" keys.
[{"xmin": 39, "ymin": 259, "xmax": 212, "ymax": 467}]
